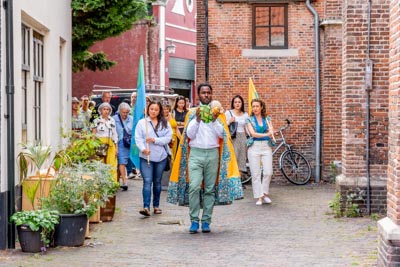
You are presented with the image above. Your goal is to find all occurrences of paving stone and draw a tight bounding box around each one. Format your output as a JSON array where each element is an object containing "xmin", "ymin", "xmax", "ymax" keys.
[{"xmin": 0, "ymin": 180, "xmax": 378, "ymax": 266}]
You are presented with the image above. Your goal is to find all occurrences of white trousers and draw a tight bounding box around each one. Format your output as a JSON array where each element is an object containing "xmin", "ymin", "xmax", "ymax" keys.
[{"xmin": 247, "ymin": 140, "xmax": 273, "ymax": 198}]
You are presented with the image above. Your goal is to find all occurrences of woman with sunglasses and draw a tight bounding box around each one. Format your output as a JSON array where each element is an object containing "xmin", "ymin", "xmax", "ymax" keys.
[{"xmin": 135, "ymin": 101, "xmax": 172, "ymax": 216}]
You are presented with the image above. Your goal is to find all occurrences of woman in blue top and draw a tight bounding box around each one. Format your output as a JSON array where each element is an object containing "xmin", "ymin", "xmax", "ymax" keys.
[
  {"xmin": 113, "ymin": 102, "xmax": 133, "ymax": 191},
  {"xmin": 245, "ymin": 99, "xmax": 275, "ymax": 206},
  {"xmin": 135, "ymin": 101, "xmax": 172, "ymax": 216}
]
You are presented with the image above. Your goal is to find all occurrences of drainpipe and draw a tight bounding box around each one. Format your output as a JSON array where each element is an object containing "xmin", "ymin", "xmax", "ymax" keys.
[
  {"xmin": 204, "ymin": 0, "xmax": 209, "ymax": 82},
  {"xmin": 365, "ymin": 0, "xmax": 372, "ymax": 215},
  {"xmin": 4, "ymin": 0, "xmax": 15, "ymax": 249},
  {"xmin": 306, "ymin": 0, "xmax": 321, "ymax": 183},
  {"xmin": 158, "ymin": 0, "xmax": 166, "ymax": 90}
]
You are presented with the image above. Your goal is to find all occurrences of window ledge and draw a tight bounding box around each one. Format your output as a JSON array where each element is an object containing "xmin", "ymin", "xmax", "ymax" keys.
[{"xmin": 242, "ymin": 48, "xmax": 298, "ymax": 58}]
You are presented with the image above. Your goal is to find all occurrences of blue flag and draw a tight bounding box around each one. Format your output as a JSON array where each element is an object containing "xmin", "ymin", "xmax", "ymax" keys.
[{"xmin": 130, "ymin": 55, "xmax": 146, "ymax": 168}]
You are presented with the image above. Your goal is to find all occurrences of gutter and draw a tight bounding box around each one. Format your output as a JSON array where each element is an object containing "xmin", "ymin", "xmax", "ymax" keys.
[
  {"xmin": 306, "ymin": 0, "xmax": 321, "ymax": 183},
  {"xmin": 4, "ymin": 0, "xmax": 15, "ymax": 249}
]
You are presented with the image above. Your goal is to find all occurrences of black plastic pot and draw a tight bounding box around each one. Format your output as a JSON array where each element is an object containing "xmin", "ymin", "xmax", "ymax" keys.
[
  {"xmin": 17, "ymin": 225, "xmax": 43, "ymax": 253},
  {"xmin": 54, "ymin": 213, "xmax": 88, "ymax": 247}
]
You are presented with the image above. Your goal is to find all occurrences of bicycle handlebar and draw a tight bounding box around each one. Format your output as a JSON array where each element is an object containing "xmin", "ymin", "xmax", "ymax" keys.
[{"xmin": 278, "ymin": 119, "xmax": 291, "ymax": 132}]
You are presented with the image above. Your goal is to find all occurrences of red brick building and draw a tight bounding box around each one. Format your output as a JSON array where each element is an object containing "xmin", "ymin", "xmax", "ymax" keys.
[
  {"xmin": 197, "ymin": 0, "xmax": 400, "ymax": 264},
  {"xmin": 197, "ymin": 0, "xmax": 388, "ymax": 195},
  {"xmin": 73, "ymin": 0, "xmax": 197, "ymax": 102}
]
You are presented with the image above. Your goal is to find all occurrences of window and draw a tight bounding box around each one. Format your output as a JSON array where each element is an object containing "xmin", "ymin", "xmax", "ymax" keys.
[
  {"xmin": 253, "ymin": 4, "xmax": 288, "ymax": 49},
  {"xmin": 33, "ymin": 31, "xmax": 44, "ymax": 141},
  {"xmin": 21, "ymin": 24, "xmax": 30, "ymax": 143}
]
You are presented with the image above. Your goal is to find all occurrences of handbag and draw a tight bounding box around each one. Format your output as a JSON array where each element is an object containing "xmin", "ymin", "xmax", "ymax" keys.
[
  {"xmin": 150, "ymin": 122, "xmax": 172, "ymax": 172},
  {"xmin": 246, "ymin": 137, "xmax": 254, "ymax": 147},
  {"xmin": 164, "ymin": 154, "xmax": 172, "ymax": 172},
  {"xmin": 118, "ymin": 114, "xmax": 131, "ymax": 148},
  {"xmin": 96, "ymin": 143, "xmax": 109, "ymax": 157},
  {"xmin": 96, "ymin": 127, "xmax": 111, "ymax": 157},
  {"xmin": 228, "ymin": 111, "xmax": 238, "ymax": 139}
]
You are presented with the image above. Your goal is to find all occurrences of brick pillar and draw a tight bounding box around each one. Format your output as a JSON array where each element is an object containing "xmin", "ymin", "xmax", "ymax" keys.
[
  {"xmin": 338, "ymin": 0, "xmax": 389, "ymax": 215},
  {"xmin": 378, "ymin": 0, "xmax": 400, "ymax": 265},
  {"xmin": 196, "ymin": 0, "xmax": 206, "ymax": 82},
  {"xmin": 320, "ymin": 0, "xmax": 342, "ymax": 179}
]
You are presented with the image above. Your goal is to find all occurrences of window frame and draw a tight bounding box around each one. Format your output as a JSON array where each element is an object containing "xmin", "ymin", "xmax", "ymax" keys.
[
  {"xmin": 252, "ymin": 3, "xmax": 288, "ymax": 49},
  {"xmin": 33, "ymin": 31, "xmax": 44, "ymax": 141}
]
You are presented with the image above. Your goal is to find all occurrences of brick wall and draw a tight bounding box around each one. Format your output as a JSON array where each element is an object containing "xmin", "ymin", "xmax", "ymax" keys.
[
  {"xmin": 336, "ymin": 185, "xmax": 387, "ymax": 215},
  {"xmin": 196, "ymin": 0, "xmax": 347, "ymax": 181},
  {"xmin": 341, "ymin": 0, "xmax": 389, "ymax": 181},
  {"xmin": 387, "ymin": 0, "xmax": 400, "ymax": 226},
  {"xmin": 72, "ymin": 22, "xmax": 157, "ymax": 98},
  {"xmin": 320, "ymin": 0, "xmax": 342, "ymax": 179}
]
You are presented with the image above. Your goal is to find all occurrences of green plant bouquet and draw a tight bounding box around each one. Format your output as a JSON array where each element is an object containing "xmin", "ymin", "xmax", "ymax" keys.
[{"xmin": 10, "ymin": 209, "xmax": 59, "ymax": 249}]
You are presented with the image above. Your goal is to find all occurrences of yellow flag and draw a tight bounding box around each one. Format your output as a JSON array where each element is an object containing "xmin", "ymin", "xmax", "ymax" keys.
[{"xmin": 248, "ymin": 77, "xmax": 259, "ymax": 114}]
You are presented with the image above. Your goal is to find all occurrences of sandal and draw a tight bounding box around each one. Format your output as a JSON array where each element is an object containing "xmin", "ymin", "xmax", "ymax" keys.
[
  {"xmin": 139, "ymin": 208, "xmax": 151, "ymax": 217},
  {"xmin": 154, "ymin": 208, "xmax": 162, "ymax": 214}
]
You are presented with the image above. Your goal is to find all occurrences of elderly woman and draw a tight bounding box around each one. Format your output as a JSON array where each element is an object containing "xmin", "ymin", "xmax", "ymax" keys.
[
  {"xmin": 113, "ymin": 103, "xmax": 133, "ymax": 191},
  {"xmin": 135, "ymin": 101, "xmax": 172, "ymax": 216},
  {"xmin": 92, "ymin": 102, "xmax": 118, "ymax": 181}
]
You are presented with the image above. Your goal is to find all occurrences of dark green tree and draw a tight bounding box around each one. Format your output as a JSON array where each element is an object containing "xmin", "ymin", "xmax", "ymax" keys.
[{"xmin": 72, "ymin": 0, "xmax": 149, "ymax": 72}]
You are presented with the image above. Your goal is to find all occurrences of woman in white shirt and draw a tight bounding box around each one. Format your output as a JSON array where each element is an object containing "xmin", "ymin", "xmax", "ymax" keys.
[
  {"xmin": 135, "ymin": 101, "xmax": 172, "ymax": 217},
  {"xmin": 92, "ymin": 102, "xmax": 119, "ymax": 182},
  {"xmin": 225, "ymin": 95, "xmax": 249, "ymax": 182}
]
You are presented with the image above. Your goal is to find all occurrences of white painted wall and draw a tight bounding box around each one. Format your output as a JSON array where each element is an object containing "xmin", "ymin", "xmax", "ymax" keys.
[{"xmin": 0, "ymin": 0, "xmax": 72, "ymax": 191}]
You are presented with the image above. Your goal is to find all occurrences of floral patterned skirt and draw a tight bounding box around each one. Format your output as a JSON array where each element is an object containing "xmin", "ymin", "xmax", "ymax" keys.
[{"xmin": 232, "ymin": 132, "xmax": 248, "ymax": 172}]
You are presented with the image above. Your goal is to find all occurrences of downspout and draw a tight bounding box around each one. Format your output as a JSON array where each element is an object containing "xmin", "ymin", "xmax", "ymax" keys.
[
  {"xmin": 204, "ymin": 0, "xmax": 209, "ymax": 82},
  {"xmin": 365, "ymin": 0, "xmax": 372, "ymax": 215},
  {"xmin": 306, "ymin": 0, "xmax": 321, "ymax": 183},
  {"xmin": 158, "ymin": 1, "xmax": 166, "ymax": 90},
  {"xmin": 4, "ymin": 0, "xmax": 15, "ymax": 248}
]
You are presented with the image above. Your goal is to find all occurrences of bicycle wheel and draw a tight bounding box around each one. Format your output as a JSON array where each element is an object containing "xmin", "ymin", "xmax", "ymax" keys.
[
  {"xmin": 280, "ymin": 150, "xmax": 311, "ymax": 185},
  {"xmin": 241, "ymin": 172, "xmax": 252, "ymax": 184}
]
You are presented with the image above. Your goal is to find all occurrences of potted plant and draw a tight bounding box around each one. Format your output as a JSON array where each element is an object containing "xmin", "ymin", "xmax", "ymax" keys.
[
  {"xmin": 42, "ymin": 161, "xmax": 119, "ymax": 246},
  {"xmin": 61, "ymin": 130, "xmax": 103, "ymax": 163},
  {"xmin": 10, "ymin": 209, "xmax": 59, "ymax": 253},
  {"xmin": 83, "ymin": 161, "xmax": 120, "ymax": 222},
  {"xmin": 17, "ymin": 142, "xmax": 69, "ymax": 210}
]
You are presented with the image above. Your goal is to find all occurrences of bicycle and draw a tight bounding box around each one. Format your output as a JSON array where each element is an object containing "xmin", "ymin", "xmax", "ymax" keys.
[{"xmin": 241, "ymin": 119, "xmax": 312, "ymax": 185}]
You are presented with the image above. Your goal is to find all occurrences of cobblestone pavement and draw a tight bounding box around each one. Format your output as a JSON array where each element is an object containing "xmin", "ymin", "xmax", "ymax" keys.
[{"xmin": 0, "ymin": 179, "xmax": 378, "ymax": 267}]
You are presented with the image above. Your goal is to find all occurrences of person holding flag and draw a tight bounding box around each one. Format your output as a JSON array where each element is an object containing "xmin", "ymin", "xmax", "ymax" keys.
[
  {"xmin": 135, "ymin": 101, "xmax": 172, "ymax": 216},
  {"xmin": 167, "ymin": 83, "xmax": 243, "ymax": 234}
]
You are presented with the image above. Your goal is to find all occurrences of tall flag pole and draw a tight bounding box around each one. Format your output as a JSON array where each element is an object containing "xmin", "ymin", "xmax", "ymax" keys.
[
  {"xmin": 248, "ymin": 77, "xmax": 259, "ymax": 115},
  {"xmin": 130, "ymin": 55, "xmax": 146, "ymax": 168}
]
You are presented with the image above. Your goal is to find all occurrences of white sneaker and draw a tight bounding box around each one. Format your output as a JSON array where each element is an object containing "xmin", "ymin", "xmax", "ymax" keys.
[
  {"xmin": 263, "ymin": 197, "xmax": 272, "ymax": 204},
  {"xmin": 127, "ymin": 173, "xmax": 135, "ymax": 179},
  {"xmin": 256, "ymin": 200, "xmax": 262, "ymax": 206}
]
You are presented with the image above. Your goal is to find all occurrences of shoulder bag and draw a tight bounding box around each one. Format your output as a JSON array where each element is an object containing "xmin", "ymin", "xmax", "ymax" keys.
[
  {"xmin": 228, "ymin": 110, "xmax": 238, "ymax": 139},
  {"xmin": 118, "ymin": 114, "xmax": 132, "ymax": 148},
  {"xmin": 96, "ymin": 127, "xmax": 111, "ymax": 157},
  {"xmin": 150, "ymin": 121, "xmax": 172, "ymax": 172}
]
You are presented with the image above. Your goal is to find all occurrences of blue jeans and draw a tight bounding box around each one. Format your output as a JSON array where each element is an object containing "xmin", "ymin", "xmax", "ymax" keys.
[{"xmin": 140, "ymin": 157, "xmax": 167, "ymax": 209}]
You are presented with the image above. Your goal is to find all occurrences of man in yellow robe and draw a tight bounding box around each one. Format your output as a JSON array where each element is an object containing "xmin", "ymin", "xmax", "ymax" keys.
[{"xmin": 167, "ymin": 83, "xmax": 243, "ymax": 234}]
